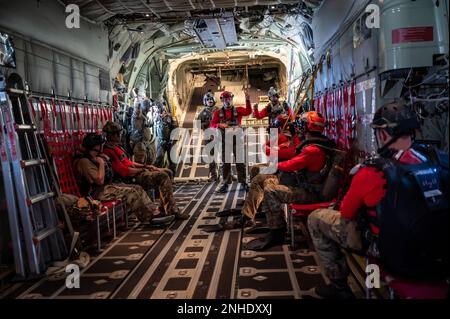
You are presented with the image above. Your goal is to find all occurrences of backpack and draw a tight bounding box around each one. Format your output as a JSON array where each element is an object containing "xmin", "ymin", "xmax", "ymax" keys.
[
  {"xmin": 277, "ymin": 137, "xmax": 346, "ymax": 201},
  {"xmin": 369, "ymin": 146, "xmax": 449, "ymax": 279}
]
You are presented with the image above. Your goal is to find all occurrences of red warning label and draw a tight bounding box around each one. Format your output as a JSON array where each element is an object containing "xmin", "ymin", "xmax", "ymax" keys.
[{"xmin": 392, "ymin": 26, "xmax": 434, "ymax": 44}]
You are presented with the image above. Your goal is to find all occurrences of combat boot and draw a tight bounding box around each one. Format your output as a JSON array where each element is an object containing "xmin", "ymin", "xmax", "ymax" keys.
[
  {"xmin": 216, "ymin": 183, "xmax": 229, "ymax": 193},
  {"xmin": 175, "ymin": 209, "xmax": 190, "ymax": 220}
]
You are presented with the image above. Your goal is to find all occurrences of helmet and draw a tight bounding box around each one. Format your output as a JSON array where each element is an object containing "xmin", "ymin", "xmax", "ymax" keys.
[
  {"xmin": 82, "ymin": 133, "xmax": 106, "ymax": 150},
  {"xmin": 371, "ymin": 102, "xmax": 420, "ymax": 137},
  {"xmin": 273, "ymin": 114, "xmax": 289, "ymax": 128},
  {"xmin": 220, "ymin": 91, "xmax": 234, "ymax": 101},
  {"xmin": 102, "ymin": 121, "xmax": 123, "ymax": 134},
  {"xmin": 268, "ymin": 87, "xmax": 280, "ymax": 99},
  {"xmin": 140, "ymin": 99, "xmax": 152, "ymax": 111},
  {"xmin": 300, "ymin": 111, "xmax": 325, "ymax": 133}
]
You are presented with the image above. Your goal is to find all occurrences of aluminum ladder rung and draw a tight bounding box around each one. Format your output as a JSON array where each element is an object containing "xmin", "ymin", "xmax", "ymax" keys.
[
  {"xmin": 27, "ymin": 192, "xmax": 55, "ymax": 206},
  {"xmin": 20, "ymin": 159, "xmax": 46, "ymax": 168},
  {"xmin": 34, "ymin": 226, "xmax": 60, "ymax": 243}
]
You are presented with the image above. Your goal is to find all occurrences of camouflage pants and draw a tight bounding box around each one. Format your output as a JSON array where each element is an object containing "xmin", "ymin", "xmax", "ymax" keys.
[
  {"xmin": 133, "ymin": 141, "xmax": 156, "ymax": 166},
  {"xmin": 221, "ymin": 139, "xmax": 246, "ymax": 184},
  {"xmin": 96, "ymin": 183, "xmax": 158, "ymax": 223},
  {"xmin": 307, "ymin": 208, "xmax": 362, "ymax": 283},
  {"xmin": 241, "ymin": 174, "xmax": 278, "ymax": 220},
  {"xmin": 264, "ymin": 183, "xmax": 320, "ymax": 229},
  {"xmin": 134, "ymin": 169, "xmax": 179, "ymax": 216},
  {"xmin": 206, "ymin": 137, "xmax": 218, "ymax": 179},
  {"xmin": 156, "ymin": 143, "xmax": 177, "ymax": 175}
]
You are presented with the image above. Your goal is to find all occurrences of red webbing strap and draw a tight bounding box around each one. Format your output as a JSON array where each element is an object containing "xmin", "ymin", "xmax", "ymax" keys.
[
  {"xmin": 329, "ymin": 89, "xmax": 335, "ymax": 140},
  {"xmin": 57, "ymin": 99, "xmax": 67, "ymax": 134},
  {"xmin": 50, "ymin": 98, "xmax": 58, "ymax": 133},
  {"xmin": 83, "ymin": 103, "xmax": 89, "ymax": 132},
  {"xmin": 28, "ymin": 97, "xmax": 36, "ymax": 121},
  {"xmin": 90, "ymin": 104, "xmax": 96, "ymax": 133},
  {"xmin": 74, "ymin": 103, "xmax": 81, "ymax": 132},
  {"xmin": 108, "ymin": 106, "xmax": 113, "ymax": 121},
  {"xmin": 40, "ymin": 98, "xmax": 51, "ymax": 137},
  {"xmin": 322, "ymin": 91, "xmax": 328, "ymax": 137},
  {"xmin": 316, "ymin": 93, "xmax": 321, "ymax": 114},
  {"xmin": 95, "ymin": 105, "xmax": 100, "ymax": 132},
  {"xmin": 343, "ymin": 84, "xmax": 350, "ymax": 150},
  {"xmin": 349, "ymin": 80, "xmax": 356, "ymax": 147},
  {"xmin": 73, "ymin": 102, "xmax": 83, "ymax": 149},
  {"xmin": 101, "ymin": 105, "xmax": 107, "ymax": 127}
]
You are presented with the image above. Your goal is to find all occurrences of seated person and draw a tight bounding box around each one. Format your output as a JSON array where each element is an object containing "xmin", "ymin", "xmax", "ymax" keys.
[
  {"xmin": 250, "ymin": 114, "xmax": 302, "ymax": 179},
  {"xmin": 205, "ymin": 115, "xmax": 303, "ymax": 232},
  {"xmin": 243, "ymin": 111, "xmax": 334, "ymax": 250},
  {"xmin": 73, "ymin": 133, "xmax": 174, "ymax": 225},
  {"xmin": 308, "ymin": 102, "xmax": 449, "ymax": 299},
  {"xmin": 101, "ymin": 121, "xmax": 188, "ymax": 220}
]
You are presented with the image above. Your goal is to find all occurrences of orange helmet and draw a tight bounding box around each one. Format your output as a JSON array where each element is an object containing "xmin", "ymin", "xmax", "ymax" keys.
[{"xmin": 300, "ymin": 111, "xmax": 325, "ymax": 133}]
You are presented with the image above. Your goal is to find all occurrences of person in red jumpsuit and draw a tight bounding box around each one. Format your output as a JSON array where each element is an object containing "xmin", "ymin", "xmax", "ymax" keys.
[
  {"xmin": 242, "ymin": 111, "xmax": 334, "ymax": 250},
  {"xmin": 253, "ymin": 87, "xmax": 292, "ymax": 128},
  {"xmin": 210, "ymin": 90, "xmax": 252, "ymax": 193},
  {"xmin": 102, "ymin": 121, "xmax": 188, "ymax": 220},
  {"xmin": 307, "ymin": 102, "xmax": 428, "ymax": 299}
]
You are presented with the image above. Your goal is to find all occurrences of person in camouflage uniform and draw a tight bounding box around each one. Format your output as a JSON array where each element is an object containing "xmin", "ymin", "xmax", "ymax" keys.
[
  {"xmin": 102, "ymin": 121, "xmax": 188, "ymax": 220},
  {"xmin": 73, "ymin": 133, "xmax": 174, "ymax": 225},
  {"xmin": 197, "ymin": 91, "xmax": 219, "ymax": 181},
  {"xmin": 131, "ymin": 99, "xmax": 173, "ymax": 180},
  {"xmin": 155, "ymin": 103, "xmax": 178, "ymax": 176}
]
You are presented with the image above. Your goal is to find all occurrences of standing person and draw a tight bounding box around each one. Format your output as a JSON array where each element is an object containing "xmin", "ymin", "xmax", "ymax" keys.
[
  {"xmin": 308, "ymin": 102, "xmax": 449, "ymax": 299},
  {"xmin": 203, "ymin": 89, "xmax": 216, "ymax": 107},
  {"xmin": 102, "ymin": 121, "xmax": 188, "ymax": 220},
  {"xmin": 253, "ymin": 87, "xmax": 292, "ymax": 128},
  {"xmin": 155, "ymin": 104, "xmax": 178, "ymax": 176},
  {"xmin": 210, "ymin": 89, "xmax": 252, "ymax": 193},
  {"xmin": 130, "ymin": 98, "xmax": 153, "ymax": 162},
  {"xmin": 198, "ymin": 91, "xmax": 219, "ymax": 181},
  {"xmin": 73, "ymin": 133, "xmax": 174, "ymax": 225}
]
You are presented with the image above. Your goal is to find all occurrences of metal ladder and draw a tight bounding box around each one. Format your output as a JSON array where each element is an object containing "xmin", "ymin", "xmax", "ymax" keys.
[
  {"xmin": 0, "ymin": 75, "xmax": 26, "ymax": 279},
  {"xmin": 0, "ymin": 79, "xmax": 67, "ymax": 278}
]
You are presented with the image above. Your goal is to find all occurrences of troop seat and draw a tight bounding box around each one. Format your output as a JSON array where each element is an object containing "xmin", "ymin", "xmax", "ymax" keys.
[
  {"xmin": 366, "ymin": 257, "xmax": 449, "ymax": 299},
  {"xmin": 284, "ymin": 201, "xmax": 334, "ymax": 247},
  {"xmin": 31, "ymin": 97, "xmax": 125, "ymax": 251}
]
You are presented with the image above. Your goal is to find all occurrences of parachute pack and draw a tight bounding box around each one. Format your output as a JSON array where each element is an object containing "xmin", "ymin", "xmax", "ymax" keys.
[
  {"xmin": 368, "ymin": 145, "xmax": 449, "ymax": 279},
  {"xmin": 277, "ymin": 137, "xmax": 346, "ymax": 201}
]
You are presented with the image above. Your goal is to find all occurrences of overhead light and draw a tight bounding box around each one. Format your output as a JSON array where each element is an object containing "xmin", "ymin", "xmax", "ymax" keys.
[
  {"xmin": 145, "ymin": 14, "xmax": 150, "ymax": 17},
  {"xmin": 271, "ymin": 6, "xmax": 275, "ymax": 9}
]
